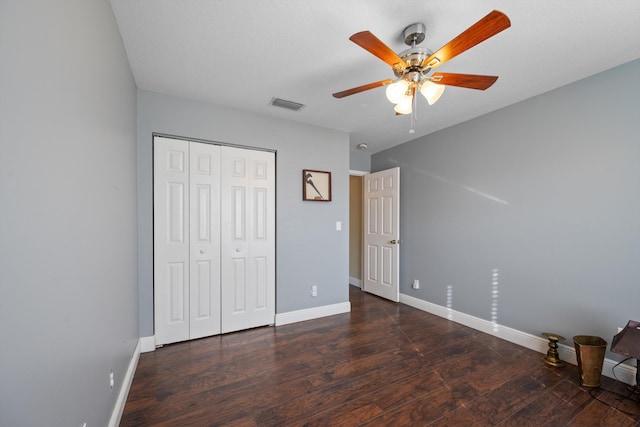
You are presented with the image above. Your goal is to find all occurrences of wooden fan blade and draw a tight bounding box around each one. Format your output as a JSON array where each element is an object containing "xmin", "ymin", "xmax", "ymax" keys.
[
  {"xmin": 425, "ymin": 10, "xmax": 510, "ymax": 69},
  {"xmin": 332, "ymin": 79, "xmax": 393, "ymax": 98},
  {"xmin": 431, "ymin": 73, "xmax": 498, "ymax": 90},
  {"xmin": 350, "ymin": 31, "xmax": 408, "ymax": 70}
]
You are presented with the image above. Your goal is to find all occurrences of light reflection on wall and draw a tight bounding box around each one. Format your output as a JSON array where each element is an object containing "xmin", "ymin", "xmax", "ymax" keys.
[
  {"xmin": 446, "ymin": 285, "xmax": 453, "ymax": 320},
  {"xmin": 491, "ymin": 268, "xmax": 500, "ymax": 331},
  {"xmin": 412, "ymin": 167, "xmax": 509, "ymax": 206}
]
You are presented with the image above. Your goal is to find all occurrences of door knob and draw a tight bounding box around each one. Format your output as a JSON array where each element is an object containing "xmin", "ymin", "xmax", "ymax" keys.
[
  {"xmin": 390, "ymin": 239, "xmax": 399, "ymax": 244},
  {"xmin": 200, "ymin": 249, "xmax": 206, "ymax": 254}
]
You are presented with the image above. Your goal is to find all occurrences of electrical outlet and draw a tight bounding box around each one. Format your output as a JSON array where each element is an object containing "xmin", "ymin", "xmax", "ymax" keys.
[
  {"xmin": 311, "ymin": 285, "xmax": 318, "ymax": 297},
  {"xmin": 109, "ymin": 370, "xmax": 114, "ymax": 389},
  {"xmin": 412, "ymin": 279, "xmax": 419, "ymax": 289}
]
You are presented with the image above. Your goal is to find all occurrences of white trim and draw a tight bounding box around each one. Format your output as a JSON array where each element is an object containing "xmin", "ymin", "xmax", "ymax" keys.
[
  {"xmin": 140, "ymin": 336, "xmax": 156, "ymax": 353},
  {"xmin": 400, "ymin": 293, "xmax": 637, "ymax": 386},
  {"xmin": 349, "ymin": 169, "xmax": 368, "ymax": 176},
  {"xmin": 349, "ymin": 277, "xmax": 362, "ymax": 288},
  {"xmin": 108, "ymin": 339, "xmax": 141, "ymax": 427},
  {"xmin": 275, "ymin": 301, "xmax": 351, "ymax": 326}
]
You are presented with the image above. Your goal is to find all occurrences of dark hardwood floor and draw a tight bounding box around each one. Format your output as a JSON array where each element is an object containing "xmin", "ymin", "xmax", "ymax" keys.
[{"xmin": 121, "ymin": 286, "xmax": 639, "ymax": 426}]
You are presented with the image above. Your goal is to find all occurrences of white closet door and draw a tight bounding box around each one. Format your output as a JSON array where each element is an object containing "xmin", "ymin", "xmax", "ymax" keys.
[
  {"xmin": 155, "ymin": 138, "xmax": 222, "ymax": 345},
  {"xmin": 154, "ymin": 138, "xmax": 275, "ymax": 344},
  {"xmin": 220, "ymin": 147, "xmax": 275, "ymax": 333},
  {"xmin": 189, "ymin": 142, "xmax": 221, "ymax": 339},
  {"xmin": 154, "ymin": 137, "xmax": 191, "ymax": 345}
]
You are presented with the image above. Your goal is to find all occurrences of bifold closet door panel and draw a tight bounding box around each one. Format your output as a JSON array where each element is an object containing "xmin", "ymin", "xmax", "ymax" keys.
[
  {"xmin": 220, "ymin": 146, "xmax": 275, "ymax": 334},
  {"xmin": 154, "ymin": 137, "xmax": 222, "ymax": 345},
  {"xmin": 189, "ymin": 142, "xmax": 222, "ymax": 339},
  {"xmin": 153, "ymin": 137, "xmax": 191, "ymax": 345}
]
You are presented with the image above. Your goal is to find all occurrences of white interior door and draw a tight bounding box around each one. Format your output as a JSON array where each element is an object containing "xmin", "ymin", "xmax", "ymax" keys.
[
  {"xmin": 221, "ymin": 147, "xmax": 275, "ymax": 333},
  {"xmin": 363, "ymin": 167, "xmax": 400, "ymax": 302},
  {"xmin": 154, "ymin": 137, "xmax": 191, "ymax": 345}
]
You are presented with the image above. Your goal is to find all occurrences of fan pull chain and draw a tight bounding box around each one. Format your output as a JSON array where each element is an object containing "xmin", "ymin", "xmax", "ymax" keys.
[
  {"xmin": 409, "ymin": 86, "xmax": 417, "ymax": 134},
  {"xmin": 409, "ymin": 38, "xmax": 417, "ymax": 134}
]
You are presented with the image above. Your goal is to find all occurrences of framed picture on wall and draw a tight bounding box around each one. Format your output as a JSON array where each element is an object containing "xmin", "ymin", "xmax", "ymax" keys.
[{"xmin": 303, "ymin": 169, "xmax": 332, "ymax": 201}]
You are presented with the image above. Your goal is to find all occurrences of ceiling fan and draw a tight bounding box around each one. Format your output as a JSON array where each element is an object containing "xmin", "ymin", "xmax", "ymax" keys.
[{"xmin": 332, "ymin": 10, "xmax": 511, "ymax": 119}]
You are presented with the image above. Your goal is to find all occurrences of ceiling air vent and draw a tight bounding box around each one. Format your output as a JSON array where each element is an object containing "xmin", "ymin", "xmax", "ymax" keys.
[{"xmin": 269, "ymin": 97, "xmax": 305, "ymax": 112}]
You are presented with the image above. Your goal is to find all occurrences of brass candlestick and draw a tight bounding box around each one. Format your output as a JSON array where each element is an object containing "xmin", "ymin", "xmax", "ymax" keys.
[{"xmin": 542, "ymin": 332, "xmax": 566, "ymax": 368}]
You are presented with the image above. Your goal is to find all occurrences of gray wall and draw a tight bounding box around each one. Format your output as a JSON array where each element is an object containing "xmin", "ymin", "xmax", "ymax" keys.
[
  {"xmin": 0, "ymin": 1, "xmax": 139, "ymax": 426},
  {"xmin": 372, "ymin": 59, "xmax": 640, "ymax": 357},
  {"xmin": 350, "ymin": 149, "xmax": 371, "ymax": 172},
  {"xmin": 137, "ymin": 91, "xmax": 350, "ymax": 336}
]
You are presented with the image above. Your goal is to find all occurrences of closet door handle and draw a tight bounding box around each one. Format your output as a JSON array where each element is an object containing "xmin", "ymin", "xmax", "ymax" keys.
[{"xmin": 200, "ymin": 249, "xmax": 206, "ymax": 254}]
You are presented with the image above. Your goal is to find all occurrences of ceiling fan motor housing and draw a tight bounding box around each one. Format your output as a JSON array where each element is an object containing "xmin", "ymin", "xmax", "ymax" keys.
[
  {"xmin": 403, "ymin": 23, "xmax": 426, "ymax": 46},
  {"xmin": 394, "ymin": 23, "xmax": 434, "ymax": 78},
  {"xmin": 394, "ymin": 47, "xmax": 434, "ymax": 77}
]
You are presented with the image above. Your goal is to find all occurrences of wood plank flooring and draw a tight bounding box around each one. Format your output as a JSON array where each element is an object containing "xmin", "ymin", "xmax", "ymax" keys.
[{"xmin": 121, "ymin": 286, "xmax": 640, "ymax": 426}]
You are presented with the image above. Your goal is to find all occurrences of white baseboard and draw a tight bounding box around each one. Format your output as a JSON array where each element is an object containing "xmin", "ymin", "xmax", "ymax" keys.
[
  {"xmin": 108, "ymin": 339, "xmax": 141, "ymax": 427},
  {"xmin": 275, "ymin": 301, "xmax": 351, "ymax": 326},
  {"xmin": 140, "ymin": 335, "xmax": 156, "ymax": 353},
  {"xmin": 349, "ymin": 277, "xmax": 362, "ymax": 288},
  {"xmin": 400, "ymin": 293, "xmax": 637, "ymax": 386}
]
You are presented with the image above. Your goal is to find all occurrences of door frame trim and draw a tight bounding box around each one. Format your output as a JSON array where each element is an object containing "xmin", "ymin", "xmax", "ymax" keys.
[{"xmin": 153, "ymin": 132, "xmax": 276, "ymax": 154}]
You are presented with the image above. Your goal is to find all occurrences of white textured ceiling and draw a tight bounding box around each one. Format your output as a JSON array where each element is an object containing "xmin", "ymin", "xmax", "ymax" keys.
[{"xmin": 110, "ymin": 0, "xmax": 640, "ymax": 154}]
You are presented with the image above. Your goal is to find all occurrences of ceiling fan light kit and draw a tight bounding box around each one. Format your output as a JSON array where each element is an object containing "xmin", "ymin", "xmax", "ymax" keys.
[
  {"xmin": 385, "ymin": 79, "xmax": 410, "ymax": 104},
  {"xmin": 420, "ymin": 81, "xmax": 445, "ymax": 106},
  {"xmin": 394, "ymin": 95, "xmax": 413, "ymax": 115},
  {"xmin": 332, "ymin": 10, "xmax": 511, "ymax": 130}
]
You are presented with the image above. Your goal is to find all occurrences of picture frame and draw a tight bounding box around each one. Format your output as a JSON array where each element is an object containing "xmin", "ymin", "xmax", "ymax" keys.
[{"xmin": 302, "ymin": 169, "xmax": 332, "ymax": 202}]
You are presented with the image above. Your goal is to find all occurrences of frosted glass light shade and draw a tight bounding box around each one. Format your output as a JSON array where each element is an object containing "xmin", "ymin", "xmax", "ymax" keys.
[
  {"xmin": 394, "ymin": 94, "xmax": 413, "ymax": 114},
  {"xmin": 420, "ymin": 81, "xmax": 445, "ymax": 105},
  {"xmin": 385, "ymin": 80, "xmax": 410, "ymax": 104}
]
